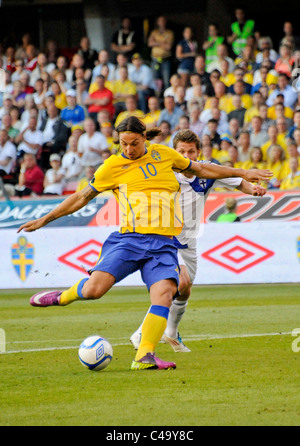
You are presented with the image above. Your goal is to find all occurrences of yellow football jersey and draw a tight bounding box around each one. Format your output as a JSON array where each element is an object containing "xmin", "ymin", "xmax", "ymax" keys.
[{"xmin": 89, "ymin": 144, "xmax": 191, "ymax": 236}]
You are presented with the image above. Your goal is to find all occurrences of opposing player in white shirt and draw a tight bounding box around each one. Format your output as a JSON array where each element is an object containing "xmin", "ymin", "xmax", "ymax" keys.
[{"xmin": 130, "ymin": 129, "xmax": 267, "ymax": 352}]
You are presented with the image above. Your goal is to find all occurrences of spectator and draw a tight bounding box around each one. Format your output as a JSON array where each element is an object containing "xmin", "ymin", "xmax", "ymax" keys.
[
  {"xmin": 45, "ymin": 39, "xmax": 59, "ymax": 65},
  {"xmin": 281, "ymin": 142, "xmax": 299, "ymax": 175},
  {"xmin": 227, "ymin": 8, "xmax": 255, "ymax": 57},
  {"xmin": 244, "ymin": 91, "xmax": 263, "ymax": 126},
  {"xmin": 43, "ymin": 153, "xmax": 65, "ymax": 195},
  {"xmin": 32, "ymin": 78, "xmax": 46, "ymax": 109},
  {"xmin": 237, "ymin": 130, "xmax": 252, "ymax": 162},
  {"xmin": 261, "ymin": 125, "xmax": 281, "ymax": 161},
  {"xmin": 204, "ymin": 118, "xmax": 221, "ymax": 148},
  {"xmin": 61, "ymin": 89, "xmax": 86, "ymax": 127},
  {"xmin": 217, "ymin": 198, "xmax": 240, "ymax": 222},
  {"xmin": 112, "ymin": 66, "xmax": 136, "ymax": 116},
  {"xmin": 228, "ymin": 66, "xmax": 252, "ymax": 95},
  {"xmin": 274, "ymin": 44, "xmax": 294, "ymax": 77},
  {"xmin": 0, "ymin": 128, "xmax": 16, "ymax": 177},
  {"xmin": 77, "ymin": 117, "xmax": 108, "ymax": 167},
  {"xmin": 40, "ymin": 102, "xmax": 69, "ymax": 168},
  {"xmin": 74, "ymin": 78, "xmax": 89, "ymax": 107},
  {"xmin": 194, "ymin": 54, "xmax": 211, "ymax": 88},
  {"xmin": 92, "ymin": 49, "xmax": 115, "ymax": 82},
  {"xmin": 10, "ymin": 106, "xmax": 22, "ymax": 133},
  {"xmin": 141, "ymin": 96, "xmax": 161, "ymax": 129},
  {"xmin": 227, "ymin": 95, "xmax": 246, "ymax": 128},
  {"xmin": 292, "ymin": 129, "xmax": 300, "ymax": 154},
  {"xmin": 188, "ymin": 104, "xmax": 205, "ymax": 138},
  {"xmin": 77, "ymin": 36, "xmax": 98, "ymax": 71},
  {"xmin": 0, "ymin": 93, "xmax": 14, "ymax": 119},
  {"xmin": 227, "ymin": 144, "xmax": 242, "ymax": 167},
  {"xmin": 76, "ymin": 165, "xmax": 96, "ymax": 192},
  {"xmin": 50, "ymin": 80, "xmax": 67, "ymax": 110},
  {"xmin": 227, "ymin": 80, "xmax": 253, "ymax": 113},
  {"xmin": 114, "ymin": 95, "xmax": 144, "ymax": 128},
  {"xmin": 61, "ymin": 134, "xmax": 83, "ymax": 182},
  {"xmin": 11, "ymin": 58, "xmax": 27, "ymax": 83},
  {"xmin": 100, "ymin": 122, "xmax": 115, "ymax": 152},
  {"xmin": 267, "ymin": 144, "xmax": 286, "ymax": 188},
  {"xmin": 280, "ymin": 157, "xmax": 300, "ymax": 189},
  {"xmin": 185, "ymin": 73, "xmax": 203, "ymax": 101},
  {"xmin": 228, "ymin": 117, "xmax": 241, "ymax": 145},
  {"xmin": 266, "ymin": 73, "xmax": 298, "ymax": 109},
  {"xmin": 15, "ymin": 116, "xmax": 43, "ymax": 158},
  {"xmin": 242, "ymin": 146, "xmax": 266, "ymax": 169},
  {"xmin": 258, "ymin": 103, "xmax": 273, "ymax": 132},
  {"xmin": 157, "ymin": 95, "xmax": 184, "ymax": 132},
  {"xmin": 205, "ymin": 80, "xmax": 231, "ymax": 114},
  {"xmin": 255, "ymin": 37, "xmax": 278, "ymax": 66},
  {"xmin": 85, "ymin": 75, "xmax": 115, "ymax": 122},
  {"xmin": 111, "ymin": 17, "xmax": 137, "ymax": 61},
  {"xmin": 287, "ymin": 109, "xmax": 300, "ymax": 140},
  {"xmin": 152, "ymin": 120, "xmax": 172, "ymax": 146},
  {"xmin": 250, "ymin": 115, "xmax": 269, "ymax": 147},
  {"xmin": 30, "ymin": 52, "xmax": 56, "ymax": 87},
  {"xmin": 12, "ymin": 80, "xmax": 27, "ymax": 111},
  {"xmin": 129, "ymin": 53, "xmax": 156, "ymax": 112},
  {"xmin": 200, "ymin": 137, "xmax": 220, "ymax": 164},
  {"xmin": 202, "ymin": 23, "xmax": 224, "ymax": 70},
  {"xmin": 14, "ymin": 152, "xmax": 44, "ymax": 197},
  {"xmin": 207, "ymin": 44, "xmax": 235, "ymax": 74},
  {"xmin": 176, "ymin": 26, "xmax": 198, "ymax": 87},
  {"xmin": 113, "ymin": 53, "xmax": 134, "ymax": 81},
  {"xmin": 148, "ymin": 16, "xmax": 174, "ymax": 90},
  {"xmin": 1, "ymin": 113, "xmax": 19, "ymax": 142},
  {"xmin": 24, "ymin": 44, "xmax": 38, "ymax": 72}
]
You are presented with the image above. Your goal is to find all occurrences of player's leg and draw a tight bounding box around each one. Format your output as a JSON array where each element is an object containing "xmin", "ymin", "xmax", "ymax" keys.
[
  {"xmin": 131, "ymin": 278, "xmax": 177, "ymax": 371},
  {"xmin": 30, "ymin": 271, "xmax": 116, "ymax": 307},
  {"xmin": 129, "ymin": 264, "xmax": 191, "ymax": 348}
]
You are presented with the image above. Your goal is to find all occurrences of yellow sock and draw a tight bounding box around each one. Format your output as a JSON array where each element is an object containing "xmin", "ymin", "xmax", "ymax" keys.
[
  {"xmin": 59, "ymin": 278, "xmax": 88, "ymax": 306},
  {"xmin": 135, "ymin": 305, "xmax": 169, "ymax": 361}
]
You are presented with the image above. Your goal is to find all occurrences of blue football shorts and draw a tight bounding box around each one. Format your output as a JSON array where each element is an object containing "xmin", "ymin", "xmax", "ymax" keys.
[{"xmin": 89, "ymin": 231, "xmax": 180, "ymax": 290}]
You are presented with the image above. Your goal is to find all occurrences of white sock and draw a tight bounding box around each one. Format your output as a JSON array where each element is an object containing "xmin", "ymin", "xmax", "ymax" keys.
[{"xmin": 164, "ymin": 299, "xmax": 188, "ymax": 338}]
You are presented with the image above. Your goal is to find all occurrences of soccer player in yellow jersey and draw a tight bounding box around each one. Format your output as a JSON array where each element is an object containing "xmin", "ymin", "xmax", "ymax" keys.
[{"xmin": 18, "ymin": 117, "xmax": 272, "ymax": 371}]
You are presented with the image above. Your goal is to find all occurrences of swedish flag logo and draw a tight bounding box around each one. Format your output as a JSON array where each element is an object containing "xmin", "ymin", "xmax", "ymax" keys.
[
  {"xmin": 297, "ymin": 237, "xmax": 300, "ymax": 262},
  {"xmin": 11, "ymin": 236, "xmax": 34, "ymax": 282},
  {"xmin": 151, "ymin": 150, "xmax": 161, "ymax": 161}
]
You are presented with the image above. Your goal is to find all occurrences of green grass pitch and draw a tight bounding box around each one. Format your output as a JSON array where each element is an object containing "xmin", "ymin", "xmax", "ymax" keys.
[{"xmin": 0, "ymin": 283, "xmax": 300, "ymax": 426}]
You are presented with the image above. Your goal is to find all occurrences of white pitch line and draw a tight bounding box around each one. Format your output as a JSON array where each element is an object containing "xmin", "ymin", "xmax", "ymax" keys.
[{"xmin": 0, "ymin": 331, "xmax": 293, "ymax": 355}]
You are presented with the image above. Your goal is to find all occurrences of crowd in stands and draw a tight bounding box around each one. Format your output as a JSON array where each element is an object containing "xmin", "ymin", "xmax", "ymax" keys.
[{"xmin": 1, "ymin": 8, "xmax": 300, "ymax": 199}]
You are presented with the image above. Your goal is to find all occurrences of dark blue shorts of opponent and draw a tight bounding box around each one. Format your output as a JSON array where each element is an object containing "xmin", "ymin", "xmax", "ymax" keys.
[{"xmin": 89, "ymin": 231, "xmax": 180, "ymax": 290}]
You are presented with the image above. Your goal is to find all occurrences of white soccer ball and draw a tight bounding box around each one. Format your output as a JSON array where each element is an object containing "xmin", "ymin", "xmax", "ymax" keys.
[{"xmin": 78, "ymin": 335, "xmax": 113, "ymax": 371}]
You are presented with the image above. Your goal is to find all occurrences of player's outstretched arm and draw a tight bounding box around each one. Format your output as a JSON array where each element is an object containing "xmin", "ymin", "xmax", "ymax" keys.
[
  {"xmin": 237, "ymin": 180, "xmax": 267, "ymax": 196},
  {"xmin": 187, "ymin": 161, "xmax": 273, "ymax": 183},
  {"xmin": 17, "ymin": 185, "xmax": 99, "ymax": 233}
]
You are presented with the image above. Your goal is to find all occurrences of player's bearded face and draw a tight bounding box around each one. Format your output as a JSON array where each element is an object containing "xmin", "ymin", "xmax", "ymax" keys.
[{"xmin": 120, "ymin": 132, "xmax": 147, "ymax": 160}]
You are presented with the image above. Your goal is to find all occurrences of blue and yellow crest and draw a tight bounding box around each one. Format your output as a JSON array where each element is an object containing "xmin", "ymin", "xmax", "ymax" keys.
[
  {"xmin": 151, "ymin": 149, "xmax": 161, "ymax": 161},
  {"xmin": 11, "ymin": 236, "xmax": 34, "ymax": 282},
  {"xmin": 297, "ymin": 237, "xmax": 300, "ymax": 263}
]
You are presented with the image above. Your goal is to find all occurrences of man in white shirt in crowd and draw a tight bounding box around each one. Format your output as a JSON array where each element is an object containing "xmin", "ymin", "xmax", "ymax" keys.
[
  {"xmin": 0, "ymin": 128, "xmax": 16, "ymax": 177},
  {"xmin": 62, "ymin": 134, "xmax": 83, "ymax": 182},
  {"xmin": 15, "ymin": 116, "xmax": 43, "ymax": 158},
  {"xmin": 77, "ymin": 117, "xmax": 108, "ymax": 168}
]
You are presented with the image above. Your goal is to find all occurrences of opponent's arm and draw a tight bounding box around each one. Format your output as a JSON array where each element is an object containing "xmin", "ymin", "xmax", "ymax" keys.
[
  {"xmin": 17, "ymin": 185, "xmax": 99, "ymax": 233},
  {"xmin": 236, "ymin": 179, "xmax": 267, "ymax": 196},
  {"xmin": 186, "ymin": 161, "xmax": 273, "ymax": 183}
]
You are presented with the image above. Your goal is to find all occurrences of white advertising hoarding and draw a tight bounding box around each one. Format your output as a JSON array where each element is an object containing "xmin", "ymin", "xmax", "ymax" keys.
[{"xmin": 0, "ymin": 222, "xmax": 299, "ymax": 290}]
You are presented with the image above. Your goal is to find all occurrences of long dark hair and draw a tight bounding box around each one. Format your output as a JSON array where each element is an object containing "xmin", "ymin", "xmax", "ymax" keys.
[{"xmin": 114, "ymin": 116, "xmax": 161, "ymax": 144}]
